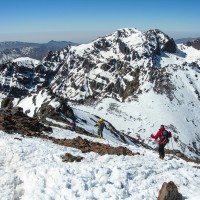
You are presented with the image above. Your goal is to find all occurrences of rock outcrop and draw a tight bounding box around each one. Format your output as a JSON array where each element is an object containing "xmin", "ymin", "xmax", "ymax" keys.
[
  {"xmin": 62, "ymin": 153, "xmax": 83, "ymax": 162},
  {"xmin": 0, "ymin": 107, "xmax": 52, "ymax": 135},
  {"xmin": 55, "ymin": 136, "xmax": 137, "ymax": 156},
  {"xmin": 186, "ymin": 38, "xmax": 200, "ymax": 50},
  {"xmin": 158, "ymin": 181, "xmax": 182, "ymax": 200}
]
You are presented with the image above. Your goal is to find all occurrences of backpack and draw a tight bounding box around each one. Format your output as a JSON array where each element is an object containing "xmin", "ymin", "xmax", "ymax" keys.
[{"xmin": 161, "ymin": 130, "xmax": 169, "ymax": 144}]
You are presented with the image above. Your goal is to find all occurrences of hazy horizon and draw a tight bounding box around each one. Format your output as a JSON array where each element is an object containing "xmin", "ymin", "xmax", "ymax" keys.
[
  {"xmin": 1, "ymin": 0, "xmax": 200, "ymax": 43},
  {"xmin": 0, "ymin": 29, "xmax": 200, "ymax": 44}
]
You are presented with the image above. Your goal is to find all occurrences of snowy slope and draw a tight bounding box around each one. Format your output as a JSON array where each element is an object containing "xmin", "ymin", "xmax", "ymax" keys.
[
  {"xmin": 0, "ymin": 47, "xmax": 35, "ymax": 64},
  {"xmin": 13, "ymin": 89, "xmax": 146, "ymax": 147},
  {"xmin": 0, "ymin": 129, "xmax": 200, "ymax": 200},
  {"xmin": 11, "ymin": 83, "xmax": 200, "ymax": 160}
]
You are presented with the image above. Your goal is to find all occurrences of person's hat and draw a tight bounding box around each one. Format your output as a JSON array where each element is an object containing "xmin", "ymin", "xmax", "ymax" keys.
[
  {"xmin": 160, "ymin": 125, "xmax": 164, "ymax": 128},
  {"xmin": 100, "ymin": 118, "xmax": 103, "ymax": 121}
]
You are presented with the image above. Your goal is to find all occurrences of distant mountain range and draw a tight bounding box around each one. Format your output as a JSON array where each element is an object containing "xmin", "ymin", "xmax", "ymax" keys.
[
  {"xmin": 175, "ymin": 37, "xmax": 200, "ymax": 44},
  {"xmin": 0, "ymin": 40, "xmax": 78, "ymax": 63},
  {"xmin": 186, "ymin": 38, "xmax": 200, "ymax": 50},
  {"xmin": 175, "ymin": 37, "xmax": 200, "ymax": 50}
]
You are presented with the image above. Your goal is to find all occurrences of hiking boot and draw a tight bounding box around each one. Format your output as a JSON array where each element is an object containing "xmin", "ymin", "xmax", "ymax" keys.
[{"xmin": 159, "ymin": 155, "xmax": 164, "ymax": 160}]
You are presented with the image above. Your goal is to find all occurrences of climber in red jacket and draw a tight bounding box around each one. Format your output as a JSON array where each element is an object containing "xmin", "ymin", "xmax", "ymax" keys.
[{"xmin": 151, "ymin": 125, "xmax": 172, "ymax": 159}]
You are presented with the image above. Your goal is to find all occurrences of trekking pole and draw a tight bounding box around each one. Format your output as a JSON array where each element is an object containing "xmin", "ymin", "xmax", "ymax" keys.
[{"xmin": 171, "ymin": 137, "xmax": 174, "ymax": 150}]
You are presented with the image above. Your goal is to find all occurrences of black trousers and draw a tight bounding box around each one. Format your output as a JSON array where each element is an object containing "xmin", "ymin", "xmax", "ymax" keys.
[
  {"xmin": 158, "ymin": 144, "xmax": 165, "ymax": 159},
  {"xmin": 98, "ymin": 129, "xmax": 103, "ymax": 138}
]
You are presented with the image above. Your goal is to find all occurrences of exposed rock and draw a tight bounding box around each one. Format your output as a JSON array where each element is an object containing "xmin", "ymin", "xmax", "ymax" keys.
[
  {"xmin": 148, "ymin": 68, "xmax": 175, "ymax": 101},
  {"xmin": 186, "ymin": 39, "xmax": 200, "ymax": 50},
  {"xmin": 0, "ymin": 107, "xmax": 137, "ymax": 156},
  {"xmin": 158, "ymin": 181, "xmax": 182, "ymax": 200},
  {"xmin": 117, "ymin": 39, "xmax": 130, "ymax": 54},
  {"xmin": 0, "ymin": 107, "xmax": 52, "ymax": 135},
  {"xmin": 193, "ymin": 166, "xmax": 200, "ymax": 169},
  {"xmin": 1, "ymin": 97, "xmax": 14, "ymax": 108},
  {"xmin": 54, "ymin": 136, "xmax": 137, "ymax": 156},
  {"xmin": 62, "ymin": 153, "xmax": 83, "ymax": 162},
  {"xmin": 162, "ymin": 38, "xmax": 176, "ymax": 53},
  {"xmin": 165, "ymin": 149, "xmax": 200, "ymax": 164},
  {"xmin": 37, "ymin": 94, "xmax": 75, "ymax": 122},
  {"xmin": 94, "ymin": 38, "xmax": 111, "ymax": 51}
]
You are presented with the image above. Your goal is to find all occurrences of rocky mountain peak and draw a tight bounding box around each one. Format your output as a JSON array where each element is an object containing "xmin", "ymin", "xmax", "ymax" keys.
[
  {"xmin": 144, "ymin": 29, "xmax": 176, "ymax": 54},
  {"xmin": 114, "ymin": 28, "xmax": 141, "ymax": 38},
  {"xmin": 0, "ymin": 27, "xmax": 198, "ymax": 104}
]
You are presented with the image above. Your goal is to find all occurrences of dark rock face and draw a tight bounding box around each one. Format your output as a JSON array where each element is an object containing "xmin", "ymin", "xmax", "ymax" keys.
[
  {"xmin": 0, "ymin": 107, "xmax": 52, "ymax": 135},
  {"xmin": 145, "ymin": 29, "xmax": 177, "ymax": 54},
  {"xmin": 158, "ymin": 181, "xmax": 182, "ymax": 200},
  {"xmin": 94, "ymin": 38, "xmax": 111, "ymax": 51},
  {"xmin": 186, "ymin": 39, "xmax": 200, "ymax": 50},
  {"xmin": 0, "ymin": 58, "xmax": 63, "ymax": 97},
  {"xmin": 0, "ymin": 61, "xmax": 36, "ymax": 97},
  {"xmin": 1, "ymin": 97, "xmax": 14, "ymax": 108},
  {"xmin": 148, "ymin": 68, "xmax": 175, "ymax": 101},
  {"xmin": 162, "ymin": 39, "xmax": 176, "ymax": 53},
  {"xmin": 35, "ymin": 90, "xmax": 75, "ymax": 122},
  {"xmin": 62, "ymin": 153, "xmax": 83, "ymax": 162}
]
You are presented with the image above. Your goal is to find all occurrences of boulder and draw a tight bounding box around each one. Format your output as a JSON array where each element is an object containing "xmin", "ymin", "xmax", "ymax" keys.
[
  {"xmin": 62, "ymin": 153, "xmax": 83, "ymax": 162},
  {"xmin": 158, "ymin": 181, "xmax": 182, "ymax": 200}
]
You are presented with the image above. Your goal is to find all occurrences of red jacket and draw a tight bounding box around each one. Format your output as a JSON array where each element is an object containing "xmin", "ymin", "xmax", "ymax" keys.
[{"xmin": 151, "ymin": 127, "xmax": 172, "ymax": 144}]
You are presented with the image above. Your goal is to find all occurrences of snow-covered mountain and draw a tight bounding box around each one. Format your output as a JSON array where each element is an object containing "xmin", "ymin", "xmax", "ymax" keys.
[{"xmin": 0, "ymin": 28, "xmax": 200, "ymax": 158}]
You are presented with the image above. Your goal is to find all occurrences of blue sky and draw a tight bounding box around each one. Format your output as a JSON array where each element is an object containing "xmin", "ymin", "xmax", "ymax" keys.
[{"xmin": 0, "ymin": 0, "xmax": 200, "ymax": 43}]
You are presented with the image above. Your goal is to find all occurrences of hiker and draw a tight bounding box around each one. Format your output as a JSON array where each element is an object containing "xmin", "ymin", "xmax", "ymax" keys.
[
  {"xmin": 151, "ymin": 125, "xmax": 172, "ymax": 159},
  {"xmin": 95, "ymin": 118, "xmax": 105, "ymax": 139},
  {"xmin": 70, "ymin": 120, "xmax": 76, "ymax": 131}
]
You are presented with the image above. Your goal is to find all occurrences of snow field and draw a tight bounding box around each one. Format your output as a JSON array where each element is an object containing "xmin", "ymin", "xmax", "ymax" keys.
[{"xmin": 0, "ymin": 129, "xmax": 200, "ymax": 200}]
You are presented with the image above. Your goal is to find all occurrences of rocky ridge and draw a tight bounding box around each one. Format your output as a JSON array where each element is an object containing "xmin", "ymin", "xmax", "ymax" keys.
[{"xmin": 0, "ymin": 28, "xmax": 179, "ymax": 102}]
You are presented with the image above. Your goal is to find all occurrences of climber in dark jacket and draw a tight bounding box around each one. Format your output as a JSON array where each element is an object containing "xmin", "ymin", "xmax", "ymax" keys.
[
  {"xmin": 151, "ymin": 125, "xmax": 172, "ymax": 159},
  {"xmin": 95, "ymin": 118, "xmax": 105, "ymax": 139},
  {"xmin": 70, "ymin": 120, "xmax": 76, "ymax": 131}
]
